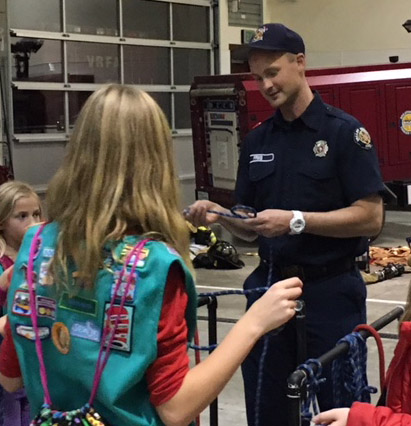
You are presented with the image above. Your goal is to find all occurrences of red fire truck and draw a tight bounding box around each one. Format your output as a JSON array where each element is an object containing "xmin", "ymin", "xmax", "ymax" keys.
[{"xmin": 190, "ymin": 63, "xmax": 411, "ymax": 207}]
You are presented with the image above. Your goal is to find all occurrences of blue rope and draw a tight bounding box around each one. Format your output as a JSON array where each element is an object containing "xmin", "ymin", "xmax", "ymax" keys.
[
  {"xmin": 297, "ymin": 359, "xmax": 326, "ymax": 422},
  {"xmin": 197, "ymin": 286, "xmax": 269, "ymax": 298},
  {"xmin": 332, "ymin": 332, "xmax": 377, "ymax": 407},
  {"xmin": 183, "ymin": 204, "xmax": 257, "ymax": 220},
  {"xmin": 186, "ymin": 206, "xmax": 278, "ymax": 426},
  {"xmin": 254, "ymin": 245, "xmax": 275, "ymax": 426}
]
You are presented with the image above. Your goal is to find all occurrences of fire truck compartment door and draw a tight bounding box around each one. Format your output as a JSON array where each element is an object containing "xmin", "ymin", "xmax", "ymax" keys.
[{"xmin": 209, "ymin": 128, "xmax": 239, "ymax": 190}]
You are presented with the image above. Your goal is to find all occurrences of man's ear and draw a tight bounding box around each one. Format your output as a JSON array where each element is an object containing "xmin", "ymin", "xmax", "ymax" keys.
[{"xmin": 296, "ymin": 53, "xmax": 306, "ymax": 67}]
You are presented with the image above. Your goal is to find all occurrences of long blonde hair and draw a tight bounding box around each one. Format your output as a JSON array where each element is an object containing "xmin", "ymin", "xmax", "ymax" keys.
[
  {"xmin": 0, "ymin": 180, "xmax": 41, "ymax": 257},
  {"xmin": 46, "ymin": 84, "xmax": 191, "ymax": 289}
]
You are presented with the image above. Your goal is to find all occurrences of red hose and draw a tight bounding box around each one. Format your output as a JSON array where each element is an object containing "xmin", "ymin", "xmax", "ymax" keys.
[{"xmin": 354, "ymin": 324, "xmax": 385, "ymax": 390}]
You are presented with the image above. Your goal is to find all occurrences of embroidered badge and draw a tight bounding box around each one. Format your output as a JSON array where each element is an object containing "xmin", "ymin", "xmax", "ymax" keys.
[
  {"xmin": 36, "ymin": 296, "xmax": 56, "ymax": 320},
  {"xmin": 354, "ymin": 127, "xmax": 372, "ymax": 150},
  {"xmin": 39, "ymin": 259, "xmax": 53, "ymax": 286},
  {"xmin": 111, "ymin": 269, "xmax": 137, "ymax": 303},
  {"xmin": 16, "ymin": 324, "xmax": 50, "ymax": 340},
  {"xmin": 52, "ymin": 322, "xmax": 71, "ymax": 354},
  {"xmin": 20, "ymin": 264, "xmax": 37, "ymax": 289},
  {"xmin": 71, "ymin": 321, "xmax": 101, "ymax": 343},
  {"xmin": 119, "ymin": 245, "xmax": 149, "ymax": 268},
  {"xmin": 249, "ymin": 153, "xmax": 275, "ymax": 163},
  {"xmin": 12, "ymin": 290, "xmax": 31, "ymax": 316},
  {"xmin": 400, "ymin": 111, "xmax": 411, "ymax": 135},
  {"xmin": 42, "ymin": 247, "xmax": 55, "ymax": 258},
  {"xmin": 313, "ymin": 140, "xmax": 329, "ymax": 157},
  {"xmin": 103, "ymin": 303, "xmax": 134, "ymax": 353},
  {"xmin": 59, "ymin": 293, "xmax": 97, "ymax": 316},
  {"xmin": 251, "ymin": 25, "xmax": 267, "ymax": 42}
]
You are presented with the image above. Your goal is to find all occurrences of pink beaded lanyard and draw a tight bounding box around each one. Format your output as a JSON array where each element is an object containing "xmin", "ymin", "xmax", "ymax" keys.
[{"xmin": 27, "ymin": 223, "xmax": 149, "ymax": 409}]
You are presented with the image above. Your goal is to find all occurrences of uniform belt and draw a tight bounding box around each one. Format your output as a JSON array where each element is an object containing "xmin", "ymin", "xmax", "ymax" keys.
[{"xmin": 261, "ymin": 258, "xmax": 355, "ymax": 281}]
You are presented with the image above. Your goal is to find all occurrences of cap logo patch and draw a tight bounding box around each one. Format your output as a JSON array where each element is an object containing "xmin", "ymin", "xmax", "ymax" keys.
[
  {"xmin": 354, "ymin": 127, "xmax": 372, "ymax": 150},
  {"xmin": 251, "ymin": 26, "xmax": 267, "ymax": 42},
  {"xmin": 313, "ymin": 140, "xmax": 328, "ymax": 157}
]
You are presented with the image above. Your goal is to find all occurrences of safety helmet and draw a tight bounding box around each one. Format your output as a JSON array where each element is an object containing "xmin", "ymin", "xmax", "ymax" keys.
[{"xmin": 207, "ymin": 240, "xmax": 245, "ymax": 269}]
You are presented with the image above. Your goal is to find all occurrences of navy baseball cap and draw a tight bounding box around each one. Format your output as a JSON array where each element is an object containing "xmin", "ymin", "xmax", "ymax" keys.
[{"xmin": 234, "ymin": 23, "xmax": 305, "ymax": 59}]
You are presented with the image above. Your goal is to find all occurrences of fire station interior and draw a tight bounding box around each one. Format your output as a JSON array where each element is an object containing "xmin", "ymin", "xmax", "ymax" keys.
[{"xmin": 4, "ymin": 0, "xmax": 411, "ymax": 425}]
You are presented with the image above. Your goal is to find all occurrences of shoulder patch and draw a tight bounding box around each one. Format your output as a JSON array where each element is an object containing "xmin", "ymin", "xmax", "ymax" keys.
[{"xmin": 354, "ymin": 127, "xmax": 372, "ymax": 150}]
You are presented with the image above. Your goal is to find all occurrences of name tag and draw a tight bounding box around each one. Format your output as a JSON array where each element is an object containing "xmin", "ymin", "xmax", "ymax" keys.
[{"xmin": 249, "ymin": 153, "xmax": 275, "ymax": 163}]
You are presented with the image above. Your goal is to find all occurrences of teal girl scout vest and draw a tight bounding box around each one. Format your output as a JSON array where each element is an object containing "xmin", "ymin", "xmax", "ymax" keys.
[{"xmin": 7, "ymin": 222, "xmax": 197, "ymax": 425}]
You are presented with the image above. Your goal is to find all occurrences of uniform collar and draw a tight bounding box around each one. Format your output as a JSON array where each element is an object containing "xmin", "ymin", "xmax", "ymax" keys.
[{"xmin": 272, "ymin": 91, "xmax": 325, "ymax": 131}]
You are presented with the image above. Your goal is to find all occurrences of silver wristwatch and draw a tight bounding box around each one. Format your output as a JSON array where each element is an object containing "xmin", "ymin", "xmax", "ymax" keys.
[{"xmin": 289, "ymin": 210, "xmax": 306, "ymax": 235}]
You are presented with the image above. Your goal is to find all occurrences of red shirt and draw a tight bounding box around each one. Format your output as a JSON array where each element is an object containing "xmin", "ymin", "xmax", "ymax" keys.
[{"xmin": 0, "ymin": 263, "xmax": 190, "ymax": 406}]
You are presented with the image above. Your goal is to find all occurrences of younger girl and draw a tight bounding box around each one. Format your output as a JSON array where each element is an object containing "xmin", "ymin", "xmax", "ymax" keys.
[
  {"xmin": 313, "ymin": 283, "xmax": 411, "ymax": 426},
  {"xmin": 0, "ymin": 85, "xmax": 302, "ymax": 425},
  {"xmin": 0, "ymin": 180, "xmax": 42, "ymax": 426}
]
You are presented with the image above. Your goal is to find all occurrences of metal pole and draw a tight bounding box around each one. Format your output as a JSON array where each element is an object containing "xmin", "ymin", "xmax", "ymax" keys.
[{"xmin": 207, "ymin": 296, "xmax": 218, "ymax": 426}]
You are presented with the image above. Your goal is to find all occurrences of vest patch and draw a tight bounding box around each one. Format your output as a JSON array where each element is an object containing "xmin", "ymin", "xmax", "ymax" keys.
[
  {"xmin": 36, "ymin": 296, "xmax": 56, "ymax": 320},
  {"xmin": 39, "ymin": 259, "xmax": 53, "ymax": 286},
  {"xmin": 42, "ymin": 247, "xmax": 55, "ymax": 258},
  {"xmin": 104, "ymin": 303, "xmax": 134, "ymax": 353},
  {"xmin": 120, "ymin": 245, "xmax": 150, "ymax": 268},
  {"xmin": 59, "ymin": 293, "xmax": 97, "ymax": 316},
  {"xmin": 52, "ymin": 322, "xmax": 71, "ymax": 354},
  {"xmin": 71, "ymin": 320, "xmax": 101, "ymax": 343},
  {"xmin": 111, "ymin": 269, "xmax": 137, "ymax": 303},
  {"xmin": 16, "ymin": 324, "xmax": 50, "ymax": 341},
  {"xmin": 12, "ymin": 290, "xmax": 31, "ymax": 316}
]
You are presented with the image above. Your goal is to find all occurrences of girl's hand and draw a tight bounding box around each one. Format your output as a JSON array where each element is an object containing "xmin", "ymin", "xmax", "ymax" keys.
[
  {"xmin": 0, "ymin": 314, "xmax": 8, "ymax": 337},
  {"xmin": 312, "ymin": 408, "xmax": 350, "ymax": 426},
  {"xmin": 0, "ymin": 265, "xmax": 13, "ymax": 292},
  {"xmin": 246, "ymin": 277, "xmax": 303, "ymax": 335}
]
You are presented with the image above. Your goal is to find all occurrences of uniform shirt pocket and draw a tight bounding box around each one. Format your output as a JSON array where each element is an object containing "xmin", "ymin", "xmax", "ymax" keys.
[
  {"xmin": 297, "ymin": 166, "xmax": 343, "ymax": 211},
  {"xmin": 249, "ymin": 160, "xmax": 276, "ymax": 182}
]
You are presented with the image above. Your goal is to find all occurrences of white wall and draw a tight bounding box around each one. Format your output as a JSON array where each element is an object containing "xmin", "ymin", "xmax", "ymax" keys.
[
  {"xmin": 266, "ymin": 0, "xmax": 411, "ymax": 68},
  {"xmin": 219, "ymin": 0, "xmax": 269, "ymax": 73}
]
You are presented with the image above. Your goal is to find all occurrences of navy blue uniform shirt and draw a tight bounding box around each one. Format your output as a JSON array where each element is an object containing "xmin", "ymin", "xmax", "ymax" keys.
[{"xmin": 235, "ymin": 92, "xmax": 385, "ymax": 266}]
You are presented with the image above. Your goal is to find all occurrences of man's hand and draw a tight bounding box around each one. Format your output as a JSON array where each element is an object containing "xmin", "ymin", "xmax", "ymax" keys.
[
  {"xmin": 245, "ymin": 209, "xmax": 293, "ymax": 237},
  {"xmin": 184, "ymin": 200, "xmax": 226, "ymax": 227}
]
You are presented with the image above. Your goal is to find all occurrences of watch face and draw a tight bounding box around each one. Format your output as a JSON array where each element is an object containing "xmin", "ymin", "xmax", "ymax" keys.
[
  {"xmin": 290, "ymin": 218, "xmax": 305, "ymax": 234},
  {"xmin": 293, "ymin": 219, "xmax": 304, "ymax": 231}
]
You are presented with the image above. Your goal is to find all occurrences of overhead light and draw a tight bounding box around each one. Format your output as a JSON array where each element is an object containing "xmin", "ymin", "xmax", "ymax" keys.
[{"xmin": 402, "ymin": 19, "xmax": 411, "ymax": 33}]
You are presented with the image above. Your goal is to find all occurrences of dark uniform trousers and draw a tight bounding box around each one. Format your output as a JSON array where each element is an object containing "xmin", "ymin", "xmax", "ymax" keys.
[{"xmin": 241, "ymin": 261, "xmax": 366, "ymax": 426}]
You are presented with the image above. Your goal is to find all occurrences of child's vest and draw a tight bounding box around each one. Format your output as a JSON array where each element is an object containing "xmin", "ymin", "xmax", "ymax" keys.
[{"xmin": 8, "ymin": 222, "xmax": 197, "ymax": 425}]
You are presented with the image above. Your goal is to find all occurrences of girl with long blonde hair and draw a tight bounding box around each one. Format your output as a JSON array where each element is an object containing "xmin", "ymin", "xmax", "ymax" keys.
[
  {"xmin": 0, "ymin": 180, "xmax": 41, "ymax": 426},
  {"xmin": 0, "ymin": 84, "xmax": 301, "ymax": 425}
]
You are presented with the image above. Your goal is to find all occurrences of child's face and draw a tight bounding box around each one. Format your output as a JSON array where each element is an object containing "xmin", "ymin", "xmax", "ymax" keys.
[{"xmin": 1, "ymin": 195, "xmax": 41, "ymax": 250}]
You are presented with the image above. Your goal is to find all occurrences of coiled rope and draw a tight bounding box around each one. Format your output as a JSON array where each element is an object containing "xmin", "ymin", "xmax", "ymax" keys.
[
  {"xmin": 295, "ymin": 324, "xmax": 384, "ymax": 421},
  {"xmin": 332, "ymin": 330, "xmax": 378, "ymax": 407}
]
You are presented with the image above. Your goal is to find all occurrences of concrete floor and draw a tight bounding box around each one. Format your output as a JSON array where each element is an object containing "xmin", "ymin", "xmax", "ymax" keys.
[{"xmin": 191, "ymin": 209, "xmax": 411, "ymax": 426}]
